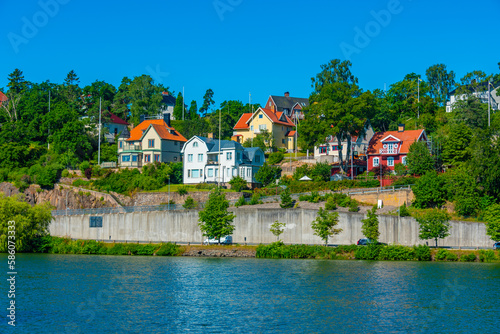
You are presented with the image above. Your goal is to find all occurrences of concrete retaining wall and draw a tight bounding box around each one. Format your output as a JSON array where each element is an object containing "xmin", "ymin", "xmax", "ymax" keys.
[{"xmin": 49, "ymin": 208, "xmax": 493, "ymax": 248}]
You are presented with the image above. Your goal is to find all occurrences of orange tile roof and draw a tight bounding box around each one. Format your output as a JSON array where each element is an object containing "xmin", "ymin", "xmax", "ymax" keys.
[
  {"xmin": 287, "ymin": 130, "xmax": 297, "ymax": 136},
  {"xmin": 233, "ymin": 113, "xmax": 253, "ymax": 129},
  {"xmin": 367, "ymin": 129, "xmax": 425, "ymax": 155},
  {"xmin": 261, "ymin": 108, "xmax": 295, "ymax": 127},
  {"xmin": 127, "ymin": 119, "xmax": 187, "ymax": 142}
]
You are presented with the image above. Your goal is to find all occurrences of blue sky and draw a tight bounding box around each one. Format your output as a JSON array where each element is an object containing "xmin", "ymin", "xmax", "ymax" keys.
[{"xmin": 1, "ymin": 0, "xmax": 499, "ymax": 109}]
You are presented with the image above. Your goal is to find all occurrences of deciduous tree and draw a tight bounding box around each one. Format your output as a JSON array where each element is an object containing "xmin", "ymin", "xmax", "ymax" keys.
[
  {"xmin": 417, "ymin": 209, "xmax": 451, "ymax": 247},
  {"xmin": 311, "ymin": 207, "xmax": 342, "ymax": 246},
  {"xmin": 361, "ymin": 205, "xmax": 380, "ymax": 241},
  {"xmin": 198, "ymin": 188, "xmax": 236, "ymax": 244}
]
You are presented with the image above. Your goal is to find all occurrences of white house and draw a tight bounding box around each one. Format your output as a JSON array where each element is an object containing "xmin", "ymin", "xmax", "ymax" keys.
[
  {"xmin": 160, "ymin": 91, "xmax": 176, "ymax": 119},
  {"xmin": 181, "ymin": 135, "xmax": 265, "ymax": 185},
  {"xmin": 314, "ymin": 123, "xmax": 375, "ymax": 163},
  {"xmin": 446, "ymin": 84, "xmax": 499, "ymax": 113}
]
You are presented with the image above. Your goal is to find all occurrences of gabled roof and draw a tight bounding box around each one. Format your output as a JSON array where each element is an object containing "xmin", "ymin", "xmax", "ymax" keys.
[
  {"xmin": 233, "ymin": 113, "xmax": 253, "ymax": 129},
  {"xmin": 270, "ymin": 95, "xmax": 309, "ymax": 111},
  {"xmin": 0, "ymin": 91, "xmax": 7, "ymax": 103},
  {"xmin": 287, "ymin": 130, "xmax": 296, "ymax": 137},
  {"xmin": 260, "ymin": 108, "xmax": 295, "ymax": 127},
  {"xmin": 367, "ymin": 129, "xmax": 426, "ymax": 155},
  {"xmin": 162, "ymin": 92, "xmax": 176, "ymax": 105},
  {"xmin": 108, "ymin": 113, "xmax": 129, "ymax": 125},
  {"xmin": 127, "ymin": 119, "xmax": 186, "ymax": 142}
]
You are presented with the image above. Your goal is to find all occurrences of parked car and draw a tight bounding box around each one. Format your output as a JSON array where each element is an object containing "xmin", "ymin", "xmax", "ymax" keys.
[
  {"xmin": 494, "ymin": 242, "xmax": 500, "ymax": 250},
  {"xmin": 203, "ymin": 235, "xmax": 233, "ymax": 245},
  {"xmin": 357, "ymin": 238, "xmax": 387, "ymax": 246}
]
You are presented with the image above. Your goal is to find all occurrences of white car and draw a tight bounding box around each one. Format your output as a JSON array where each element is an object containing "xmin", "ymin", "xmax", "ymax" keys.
[{"xmin": 203, "ymin": 235, "xmax": 233, "ymax": 245}]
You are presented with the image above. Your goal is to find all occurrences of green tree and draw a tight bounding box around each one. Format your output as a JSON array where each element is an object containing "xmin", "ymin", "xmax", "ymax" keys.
[
  {"xmin": 425, "ymin": 64, "xmax": 456, "ymax": 105},
  {"xmin": 183, "ymin": 196, "xmax": 197, "ymax": 209},
  {"xmin": 311, "ymin": 207, "xmax": 342, "ymax": 246},
  {"xmin": 228, "ymin": 176, "xmax": 247, "ymax": 192},
  {"xmin": 199, "ymin": 88, "xmax": 215, "ymax": 115},
  {"xmin": 442, "ymin": 123, "xmax": 472, "ymax": 165},
  {"xmin": 113, "ymin": 77, "xmax": 132, "ymax": 121},
  {"xmin": 416, "ymin": 209, "xmax": 451, "ymax": 247},
  {"xmin": 270, "ymin": 221, "xmax": 286, "ymax": 241},
  {"xmin": 484, "ymin": 204, "xmax": 500, "ymax": 242},
  {"xmin": 0, "ymin": 194, "xmax": 53, "ymax": 252},
  {"xmin": 407, "ymin": 141, "xmax": 433, "ymax": 175},
  {"xmin": 188, "ymin": 100, "xmax": 198, "ymax": 120},
  {"xmin": 61, "ymin": 70, "xmax": 82, "ymax": 112},
  {"xmin": 128, "ymin": 74, "xmax": 165, "ymax": 124},
  {"xmin": 280, "ymin": 187, "xmax": 294, "ymax": 208},
  {"xmin": 412, "ymin": 171, "xmax": 447, "ymax": 208},
  {"xmin": 198, "ymin": 188, "xmax": 236, "ymax": 244},
  {"xmin": 361, "ymin": 205, "xmax": 380, "ymax": 241},
  {"xmin": 255, "ymin": 163, "xmax": 281, "ymax": 187},
  {"xmin": 442, "ymin": 166, "xmax": 480, "ymax": 217},
  {"xmin": 7, "ymin": 68, "xmax": 26, "ymax": 94},
  {"xmin": 173, "ymin": 92, "xmax": 185, "ymax": 120},
  {"xmin": 82, "ymin": 80, "xmax": 117, "ymax": 120}
]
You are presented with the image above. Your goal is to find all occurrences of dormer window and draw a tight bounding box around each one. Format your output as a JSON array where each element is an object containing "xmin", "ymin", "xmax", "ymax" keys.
[{"xmin": 193, "ymin": 142, "xmax": 198, "ymax": 148}]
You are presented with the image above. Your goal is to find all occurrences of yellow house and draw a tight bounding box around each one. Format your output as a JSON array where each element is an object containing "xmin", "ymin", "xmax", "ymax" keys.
[{"xmin": 233, "ymin": 107, "xmax": 296, "ymax": 151}]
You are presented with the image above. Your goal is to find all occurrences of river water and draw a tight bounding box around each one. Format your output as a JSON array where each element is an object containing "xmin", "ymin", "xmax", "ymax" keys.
[{"xmin": 1, "ymin": 254, "xmax": 499, "ymax": 333}]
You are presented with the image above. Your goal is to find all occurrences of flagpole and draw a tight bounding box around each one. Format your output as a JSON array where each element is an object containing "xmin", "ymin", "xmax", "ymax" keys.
[{"xmin": 98, "ymin": 97, "xmax": 102, "ymax": 166}]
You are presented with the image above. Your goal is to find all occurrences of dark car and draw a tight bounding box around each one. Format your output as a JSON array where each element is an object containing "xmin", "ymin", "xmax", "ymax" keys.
[
  {"xmin": 494, "ymin": 242, "xmax": 500, "ymax": 250},
  {"xmin": 357, "ymin": 238, "xmax": 387, "ymax": 246}
]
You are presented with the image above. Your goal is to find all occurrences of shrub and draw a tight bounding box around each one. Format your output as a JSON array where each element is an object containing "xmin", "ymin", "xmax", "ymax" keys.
[
  {"xmin": 182, "ymin": 196, "xmax": 197, "ymax": 209},
  {"xmin": 348, "ymin": 200, "xmax": 359, "ymax": 212},
  {"xmin": 79, "ymin": 161, "xmax": 90, "ymax": 174},
  {"xmin": 280, "ymin": 188, "xmax": 294, "ymax": 208},
  {"xmin": 249, "ymin": 193, "xmax": 262, "ymax": 205},
  {"xmin": 413, "ymin": 245, "xmax": 431, "ymax": 261},
  {"xmin": 61, "ymin": 169, "xmax": 70, "ymax": 178},
  {"xmin": 378, "ymin": 245, "xmax": 416, "ymax": 261},
  {"xmin": 459, "ymin": 253, "xmax": 476, "ymax": 262},
  {"xmin": 229, "ymin": 176, "xmax": 247, "ymax": 192},
  {"xmin": 268, "ymin": 151, "xmax": 284, "ymax": 165},
  {"xmin": 234, "ymin": 196, "xmax": 246, "ymax": 207},
  {"xmin": 435, "ymin": 249, "xmax": 449, "ymax": 261},
  {"xmin": 446, "ymin": 253, "xmax": 458, "ymax": 261},
  {"xmin": 355, "ymin": 244, "xmax": 382, "ymax": 260},
  {"xmin": 478, "ymin": 250, "xmax": 497, "ymax": 262},
  {"xmin": 399, "ymin": 202, "xmax": 411, "ymax": 217},
  {"xmin": 177, "ymin": 186, "xmax": 188, "ymax": 196},
  {"xmin": 324, "ymin": 197, "xmax": 337, "ymax": 210},
  {"xmin": 155, "ymin": 243, "xmax": 181, "ymax": 256}
]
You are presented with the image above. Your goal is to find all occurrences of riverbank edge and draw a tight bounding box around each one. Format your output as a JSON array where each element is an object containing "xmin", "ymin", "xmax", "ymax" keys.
[{"xmin": 10, "ymin": 237, "xmax": 500, "ymax": 263}]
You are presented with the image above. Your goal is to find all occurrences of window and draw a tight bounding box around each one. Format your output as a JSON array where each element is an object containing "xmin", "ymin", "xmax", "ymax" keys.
[
  {"xmin": 132, "ymin": 155, "xmax": 138, "ymax": 162},
  {"xmin": 259, "ymin": 124, "xmax": 266, "ymax": 130},
  {"xmin": 250, "ymin": 125, "xmax": 254, "ymax": 131},
  {"xmin": 282, "ymin": 126, "xmax": 284, "ymax": 131},
  {"xmin": 174, "ymin": 141, "xmax": 178, "ymax": 146},
  {"xmin": 269, "ymin": 102, "xmax": 272, "ymax": 107},
  {"xmin": 174, "ymin": 157, "xmax": 177, "ymax": 161},
  {"xmin": 89, "ymin": 216, "xmax": 103, "ymax": 228},
  {"xmin": 255, "ymin": 155, "xmax": 261, "ymax": 163},
  {"xmin": 240, "ymin": 168, "xmax": 244, "ymax": 177},
  {"xmin": 319, "ymin": 146, "xmax": 327, "ymax": 154},
  {"xmin": 282, "ymin": 139, "xmax": 285, "ymax": 144},
  {"xmin": 373, "ymin": 157, "xmax": 379, "ymax": 167},
  {"xmin": 227, "ymin": 152, "xmax": 232, "ymax": 160},
  {"xmin": 208, "ymin": 168, "xmax": 214, "ymax": 177},
  {"xmin": 215, "ymin": 168, "xmax": 218, "ymax": 177},
  {"xmin": 200, "ymin": 169, "xmax": 203, "ymax": 177},
  {"xmin": 259, "ymin": 114, "xmax": 263, "ymax": 119},
  {"xmin": 193, "ymin": 142, "xmax": 198, "ymax": 148},
  {"xmin": 188, "ymin": 170, "xmax": 191, "ymax": 178},
  {"xmin": 387, "ymin": 157, "xmax": 394, "ymax": 167},
  {"xmin": 154, "ymin": 154, "xmax": 160, "ymax": 162},
  {"xmin": 227, "ymin": 169, "xmax": 230, "ymax": 177},
  {"xmin": 289, "ymin": 138, "xmax": 292, "ymax": 142},
  {"xmin": 144, "ymin": 155, "xmax": 151, "ymax": 162},
  {"xmin": 114, "ymin": 128, "xmax": 118, "ymax": 136},
  {"xmin": 148, "ymin": 139, "xmax": 155, "ymax": 148},
  {"xmin": 233, "ymin": 168, "xmax": 237, "ymax": 176},
  {"xmin": 402, "ymin": 156, "xmax": 407, "ymax": 165},
  {"xmin": 192, "ymin": 169, "xmax": 200, "ymax": 178},
  {"xmin": 188, "ymin": 154, "xmax": 193, "ymax": 162},
  {"xmin": 247, "ymin": 168, "xmax": 251, "ymax": 177},
  {"xmin": 122, "ymin": 155, "xmax": 130, "ymax": 162},
  {"xmin": 198, "ymin": 154, "xmax": 203, "ymax": 162},
  {"xmin": 119, "ymin": 141, "xmax": 123, "ymax": 149}
]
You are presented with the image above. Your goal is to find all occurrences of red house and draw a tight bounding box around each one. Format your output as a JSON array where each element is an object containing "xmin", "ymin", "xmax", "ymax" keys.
[{"xmin": 367, "ymin": 125, "xmax": 427, "ymax": 172}]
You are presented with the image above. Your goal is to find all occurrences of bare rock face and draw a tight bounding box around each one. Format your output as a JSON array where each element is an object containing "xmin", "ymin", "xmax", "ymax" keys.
[{"xmin": 0, "ymin": 182, "xmax": 20, "ymax": 197}]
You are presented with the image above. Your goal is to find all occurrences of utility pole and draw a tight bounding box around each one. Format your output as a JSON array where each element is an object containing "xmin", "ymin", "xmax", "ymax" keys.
[
  {"xmin": 98, "ymin": 97, "xmax": 102, "ymax": 166},
  {"xmin": 488, "ymin": 79, "xmax": 491, "ymax": 127},
  {"xmin": 48, "ymin": 90, "xmax": 51, "ymax": 150},
  {"xmin": 218, "ymin": 101, "xmax": 221, "ymax": 188}
]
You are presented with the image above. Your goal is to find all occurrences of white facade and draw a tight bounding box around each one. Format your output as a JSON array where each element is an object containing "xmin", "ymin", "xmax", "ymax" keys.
[
  {"xmin": 314, "ymin": 124, "xmax": 375, "ymax": 162},
  {"xmin": 446, "ymin": 87, "xmax": 499, "ymax": 113},
  {"xmin": 181, "ymin": 136, "xmax": 265, "ymax": 185}
]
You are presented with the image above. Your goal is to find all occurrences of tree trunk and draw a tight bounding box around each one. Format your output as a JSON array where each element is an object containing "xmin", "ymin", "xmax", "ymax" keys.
[{"xmin": 435, "ymin": 238, "xmax": 438, "ymax": 248}]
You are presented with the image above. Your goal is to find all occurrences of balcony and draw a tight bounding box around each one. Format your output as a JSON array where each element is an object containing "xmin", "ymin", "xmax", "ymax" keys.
[
  {"xmin": 121, "ymin": 143, "xmax": 142, "ymax": 152},
  {"xmin": 379, "ymin": 148, "xmax": 399, "ymax": 155}
]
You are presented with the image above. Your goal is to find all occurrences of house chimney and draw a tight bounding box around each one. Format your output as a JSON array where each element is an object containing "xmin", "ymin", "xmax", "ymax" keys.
[
  {"xmin": 163, "ymin": 113, "xmax": 171, "ymax": 127},
  {"xmin": 284, "ymin": 92, "xmax": 290, "ymax": 97},
  {"xmin": 398, "ymin": 124, "xmax": 405, "ymax": 132},
  {"xmin": 207, "ymin": 132, "xmax": 214, "ymax": 139},
  {"xmin": 140, "ymin": 115, "xmax": 146, "ymax": 123}
]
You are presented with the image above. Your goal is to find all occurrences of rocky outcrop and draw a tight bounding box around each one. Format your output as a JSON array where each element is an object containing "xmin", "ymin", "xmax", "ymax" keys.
[{"xmin": 182, "ymin": 247, "xmax": 256, "ymax": 258}]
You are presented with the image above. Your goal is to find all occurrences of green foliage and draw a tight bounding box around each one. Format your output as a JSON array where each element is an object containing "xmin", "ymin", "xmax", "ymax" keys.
[
  {"xmin": 416, "ymin": 209, "xmax": 451, "ymax": 247},
  {"xmin": 293, "ymin": 162, "xmax": 331, "ymax": 182},
  {"xmin": 234, "ymin": 196, "xmax": 246, "ymax": 208},
  {"xmin": 249, "ymin": 193, "xmax": 262, "ymax": 205},
  {"xmin": 442, "ymin": 166, "xmax": 480, "ymax": 217},
  {"xmin": 412, "ymin": 171, "xmax": 447, "ymax": 208},
  {"xmin": 407, "ymin": 141, "xmax": 434, "ymax": 175},
  {"xmin": 442, "ymin": 123, "xmax": 472, "ymax": 165},
  {"xmin": 79, "ymin": 161, "xmax": 90, "ymax": 174},
  {"xmin": 177, "ymin": 185, "xmax": 188, "ymax": 196},
  {"xmin": 0, "ymin": 194, "xmax": 53, "ymax": 252},
  {"xmin": 394, "ymin": 163, "xmax": 408, "ymax": 176},
  {"xmin": 355, "ymin": 244, "xmax": 382, "ymax": 260},
  {"xmin": 280, "ymin": 188, "xmax": 294, "ymax": 209},
  {"xmin": 399, "ymin": 202, "xmax": 411, "ymax": 217},
  {"xmin": 182, "ymin": 196, "xmax": 197, "ymax": 209},
  {"xmin": 61, "ymin": 169, "xmax": 70, "ymax": 178},
  {"xmin": 198, "ymin": 188, "xmax": 236, "ymax": 241},
  {"xmin": 378, "ymin": 245, "xmax": 417, "ymax": 261},
  {"xmin": 228, "ymin": 176, "xmax": 247, "ymax": 192},
  {"xmin": 484, "ymin": 204, "xmax": 500, "ymax": 241},
  {"xmin": 413, "ymin": 245, "xmax": 431, "ymax": 261},
  {"xmin": 324, "ymin": 197, "xmax": 337, "ymax": 210},
  {"xmin": 435, "ymin": 249, "xmax": 458, "ymax": 261},
  {"xmin": 348, "ymin": 200, "xmax": 359, "ymax": 212},
  {"xmin": 361, "ymin": 206, "xmax": 380, "ymax": 241},
  {"xmin": 311, "ymin": 207, "xmax": 342, "ymax": 245},
  {"xmin": 459, "ymin": 253, "xmax": 476, "ymax": 262},
  {"xmin": 268, "ymin": 152, "xmax": 284, "ymax": 165},
  {"xmin": 256, "ymin": 241, "xmax": 356, "ymax": 260},
  {"xmin": 270, "ymin": 221, "xmax": 286, "ymax": 241},
  {"xmin": 255, "ymin": 163, "xmax": 281, "ymax": 187},
  {"xmin": 478, "ymin": 250, "xmax": 497, "ymax": 262}
]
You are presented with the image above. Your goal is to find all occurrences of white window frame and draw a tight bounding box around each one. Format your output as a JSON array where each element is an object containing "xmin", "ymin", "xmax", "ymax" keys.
[
  {"xmin": 373, "ymin": 157, "xmax": 379, "ymax": 167},
  {"xmin": 259, "ymin": 124, "xmax": 266, "ymax": 130},
  {"xmin": 387, "ymin": 157, "xmax": 394, "ymax": 167},
  {"xmin": 402, "ymin": 156, "xmax": 407, "ymax": 165},
  {"xmin": 193, "ymin": 142, "xmax": 198, "ymax": 148},
  {"xmin": 208, "ymin": 168, "xmax": 213, "ymax": 177},
  {"xmin": 227, "ymin": 152, "xmax": 232, "ymax": 160},
  {"xmin": 198, "ymin": 154, "xmax": 203, "ymax": 162}
]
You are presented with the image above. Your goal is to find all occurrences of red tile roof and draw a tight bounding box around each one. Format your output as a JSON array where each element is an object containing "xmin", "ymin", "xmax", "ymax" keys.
[
  {"xmin": 367, "ymin": 129, "xmax": 426, "ymax": 155},
  {"xmin": 127, "ymin": 119, "xmax": 187, "ymax": 142},
  {"xmin": 108, "ymin": 113, "xmax": 129, "ymax": 125},
  {"xmin": 0, "ymin": 91, "xmax": 7, "ymax": 103},
  {"xmin": 233, "ymin": 113, "xmax": 253, "ymax": 129},
  {"xmin": 263, "ymin": 108, "xmax": 295, "ymax": 127},
  {"xmin": 287, "ymin": 130, "xmax": 296, "ymax": 137}
]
